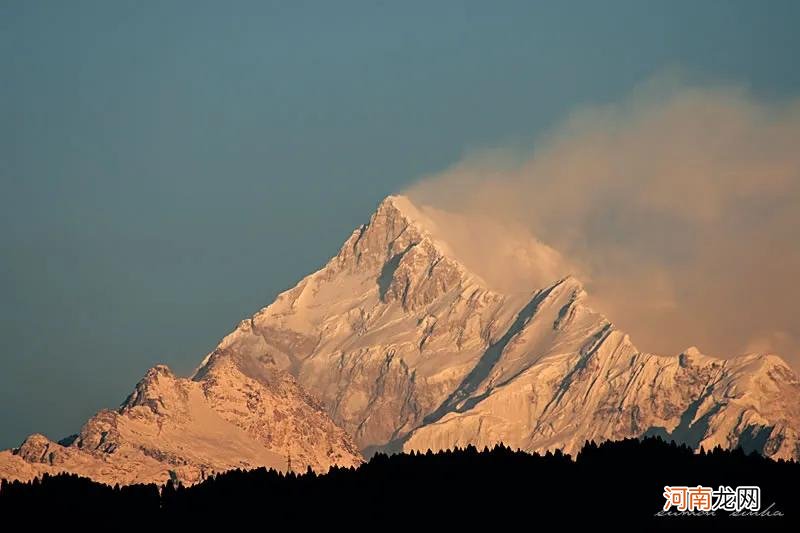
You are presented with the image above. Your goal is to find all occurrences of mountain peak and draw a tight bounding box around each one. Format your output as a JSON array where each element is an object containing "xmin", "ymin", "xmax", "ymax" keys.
[
  {"xmin": 377, "ymin": 194, "xmax": 414, "ymax": 214},
  {"xmin": 328, "ymin": 194, "xmax": 465, "ymax": 283},
  {"xmin": 144, "ymin": 364, "xmax": 176, "ymax": 380},
  {"xmin": 554, "ymin": 274, "xmax": 585, "ymax": 294},
  {"xmin": 14, "ymin": 434, "xmax": 58, "ymax": 464},
  {"xmin": 372, "ymin": 194, "xmax": 440, "ymax": 242},
  {"xmin": 370, "ymin": 195, "xmax": 579, "ymax": 297}
]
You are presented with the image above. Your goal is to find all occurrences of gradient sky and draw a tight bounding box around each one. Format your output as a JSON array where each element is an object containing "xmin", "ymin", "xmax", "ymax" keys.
[{"xmin": 1, "ymin": 1, "xmax": 799, "ymax": 448}]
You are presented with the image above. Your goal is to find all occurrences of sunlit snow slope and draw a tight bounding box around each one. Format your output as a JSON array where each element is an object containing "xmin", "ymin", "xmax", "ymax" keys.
[{"xmin": 3, "ymin": 195, "xmax": 798, "ymax": 486}]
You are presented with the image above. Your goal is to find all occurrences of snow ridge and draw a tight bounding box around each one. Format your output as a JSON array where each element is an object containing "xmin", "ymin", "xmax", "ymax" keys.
[
  {"xmin": 3, "ymin": 194, "xmax": 799, "ymax": 486},
  {"xmin": 194, "ymin": 195, "xmax": 800, "ymax": 461}
]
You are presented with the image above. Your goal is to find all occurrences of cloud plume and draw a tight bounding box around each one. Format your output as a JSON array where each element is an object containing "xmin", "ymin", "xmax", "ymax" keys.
[{"xmin": 404, "ymin": 79, "xmax": 800, "ymax": 365}]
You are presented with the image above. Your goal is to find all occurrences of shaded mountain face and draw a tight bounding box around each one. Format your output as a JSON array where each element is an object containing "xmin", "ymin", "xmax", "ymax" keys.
[
  {"xmin": 204, "ymin": 195, "xmax": 800, "ymax": 460},
  {"xmin": 2, "ymin": 195, "xmax": 799, "ymax": 486}
]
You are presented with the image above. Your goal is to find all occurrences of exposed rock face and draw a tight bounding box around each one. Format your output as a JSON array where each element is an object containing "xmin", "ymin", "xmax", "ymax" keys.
[{"xmin": 204, "ymin": 195, "xmax": 800, "ymax": 460}]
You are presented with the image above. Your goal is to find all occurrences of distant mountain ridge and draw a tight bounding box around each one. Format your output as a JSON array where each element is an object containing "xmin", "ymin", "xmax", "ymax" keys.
[
  {"xmin": 2, "ymin": 195, "xmax": 798, "ymax": 485},
  {"xmin": 0, "ymin": 358, "xmax": 361, "ymax": 485}
]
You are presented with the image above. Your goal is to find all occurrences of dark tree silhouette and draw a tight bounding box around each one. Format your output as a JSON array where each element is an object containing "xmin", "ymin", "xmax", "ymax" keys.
[{"xmin": 1, "ymin": 437, "xmax": 796, "ymax": 529}]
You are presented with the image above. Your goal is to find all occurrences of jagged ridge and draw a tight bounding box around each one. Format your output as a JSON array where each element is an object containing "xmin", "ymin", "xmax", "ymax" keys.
[
  {"xmin": 1, "ymin": 361, "xmax": 362, "ymax": 485},
  {"xmin": 3, "ymin": 194, "xmax": 798, "ymax": 487},
  {"xmin": 195, "ymin": 195, "xmax": 800, "ymax": 461}
]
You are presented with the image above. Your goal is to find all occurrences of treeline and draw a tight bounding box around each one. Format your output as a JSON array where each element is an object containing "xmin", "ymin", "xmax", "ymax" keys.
[{"xmin": 1, "ymin": 437, "xmax": 797, "ymax": 529}]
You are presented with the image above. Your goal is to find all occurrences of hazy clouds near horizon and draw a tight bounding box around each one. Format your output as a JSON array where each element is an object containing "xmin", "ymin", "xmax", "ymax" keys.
[{"xmin": 405, "ymin": 81, "xmax": 800, "ymax": 364}]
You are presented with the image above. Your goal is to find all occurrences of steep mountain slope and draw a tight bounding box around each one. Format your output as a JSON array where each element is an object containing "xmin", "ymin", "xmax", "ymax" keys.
[
  {"xmin": 3, "ymin": 194, "xmax": 798, "ymax": 486},
  {"xmin": 1, "ymin": 362, "xmax": 361, "ymax": 485},
  {"xmin": 205, "ymin": 195, "xmax": 800, "ymax": 460},
  {"xmin": 204, "ymin": 196, "xmax": 527, "ymax": 451}
]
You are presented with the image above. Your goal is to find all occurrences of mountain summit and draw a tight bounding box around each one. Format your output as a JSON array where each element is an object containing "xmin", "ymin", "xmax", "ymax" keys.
[
  {"xmin": 2, "ymin": 195, "xmax": 799, "ymax": 484},
  {"xmin": 203, "ymin": 194, "xmax": 800, "ymax": 459}
]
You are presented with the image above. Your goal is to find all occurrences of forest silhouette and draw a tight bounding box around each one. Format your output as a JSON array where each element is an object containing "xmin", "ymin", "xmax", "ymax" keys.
[{"xmin": 1, "ymin": 437, "xmax": 796, "ymax": 529}]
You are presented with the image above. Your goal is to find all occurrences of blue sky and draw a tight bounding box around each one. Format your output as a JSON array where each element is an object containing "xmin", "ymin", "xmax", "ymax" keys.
[{"xmin": 1, "ymin": 1, "xmax": 799, "ymax": 447}]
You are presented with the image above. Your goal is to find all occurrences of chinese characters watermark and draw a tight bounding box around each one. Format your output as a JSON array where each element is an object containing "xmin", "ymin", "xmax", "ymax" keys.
[{"xmin": 656, "ymin": 485, "xmax": 783, "ymax": 518}]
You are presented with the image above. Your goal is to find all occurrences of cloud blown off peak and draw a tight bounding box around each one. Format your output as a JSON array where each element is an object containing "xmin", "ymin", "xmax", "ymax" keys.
[{"xmin": 404, "ymin": 81, "xmax": 800, "ymax": 365}]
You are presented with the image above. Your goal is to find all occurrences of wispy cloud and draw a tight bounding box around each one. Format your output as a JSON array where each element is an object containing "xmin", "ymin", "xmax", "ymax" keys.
[{"xmin": 404, "ymin": 76, "xmax": 800, "ymax": 364}]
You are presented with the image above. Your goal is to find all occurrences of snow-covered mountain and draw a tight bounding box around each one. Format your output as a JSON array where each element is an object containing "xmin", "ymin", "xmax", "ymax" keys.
[
  {"xmin": 206, "ymin": 195, "xmax": 800, "ymax": 460},
  {"xmin": 2, "ymin": 194, "xmax": 798, "ymax": 485},
  {"xmin": 0, "ymin": 360, "xmax": 361, "ymax": 485}
]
